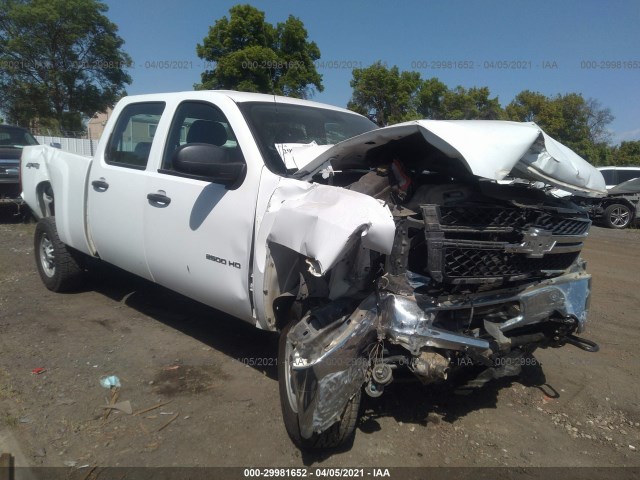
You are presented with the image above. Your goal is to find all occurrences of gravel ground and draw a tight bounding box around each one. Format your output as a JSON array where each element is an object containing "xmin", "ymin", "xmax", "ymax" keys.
[{"xmin": 1, "ymin": 204, "xmax": 639, "ymax": 476}]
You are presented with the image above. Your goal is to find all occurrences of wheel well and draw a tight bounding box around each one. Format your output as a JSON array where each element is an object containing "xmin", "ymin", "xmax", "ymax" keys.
[
  {"xmin": 263, "ymin": 243, "xmax": 305, "ymax": 332},
  {"xmin": 602, "ymin": 198, "xmax": 636, "ymax": 214},
  {"xmin": 36, "ymin": 181, "xmax": 55, "ymax": 217}
]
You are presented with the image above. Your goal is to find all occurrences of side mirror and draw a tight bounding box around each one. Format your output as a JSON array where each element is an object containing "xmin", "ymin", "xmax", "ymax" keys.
[
  {"xmin": 50, "ymin": 142, "xmax": 62, "ymax": 149},
  {"xmin": 172, "ymin": 143, "xmax": 246, "ymax": 189}
]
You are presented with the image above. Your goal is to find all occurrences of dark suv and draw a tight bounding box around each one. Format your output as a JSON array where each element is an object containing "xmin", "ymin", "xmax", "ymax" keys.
[{"xmin": 0, "ymin": 125, "xmax": 38, "ymax": 199}]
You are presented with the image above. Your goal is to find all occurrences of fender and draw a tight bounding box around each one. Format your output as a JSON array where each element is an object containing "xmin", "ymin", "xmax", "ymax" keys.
[{"xmin": 252, "ymin": 177, "xmax": 396, "ymax": 331}]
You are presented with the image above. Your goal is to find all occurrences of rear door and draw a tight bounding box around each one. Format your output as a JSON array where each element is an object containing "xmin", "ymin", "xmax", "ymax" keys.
[{"xmin": 87, "ymin": 102, "xmax": 165, "ymax": 279}]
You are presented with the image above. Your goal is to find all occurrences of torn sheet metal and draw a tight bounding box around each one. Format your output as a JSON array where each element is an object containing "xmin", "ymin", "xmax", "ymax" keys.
[
  {"xmin": 264, "ymin": 179, "xmax": 395, "ymax": 275},
  {"xmin": 288, "ymin": 296, "xmax": 378, "ymax": 438},
  {"xmin": 288, "ymin": 265, "xmax": 592, "ymax": 438},
  {"xmin": 297, "ymin": 120, "xmax": 606, "ymax": 197},
  {"xmin": 378, "ymin": 267, "xmax": 592, "ymax": 357}
]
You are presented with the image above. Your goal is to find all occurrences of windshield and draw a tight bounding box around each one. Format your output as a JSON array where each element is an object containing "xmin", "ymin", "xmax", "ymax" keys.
[
  {"xmin": 0, "ymin": 126, "xmax": 38, "ymax": 148},
  {"xmin": 238, "ymin": 101, "xmax": 377, "ymax": 174}
]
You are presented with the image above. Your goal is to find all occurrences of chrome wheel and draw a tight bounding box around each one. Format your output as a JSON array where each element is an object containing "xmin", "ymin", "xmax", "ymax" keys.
[
  {"xmin": 283, "ymin": 337, "xmax": 299, "ymax": 414},
  {"xmin": 39, "ymin": 233, "xmax": 55, "ymax": 277},
  {"xmin": 34, "ymin": 217, "xmax": 83, "ymax": 292},
  {"xmin": 609, "ymin": 206, "xmax": 630, "ymax": 228}
]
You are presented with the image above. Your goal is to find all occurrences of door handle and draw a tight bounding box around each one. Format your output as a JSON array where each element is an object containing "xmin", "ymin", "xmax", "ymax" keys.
[
  {"xmin": 91, "ymin": 179, "xmax": 109, "ymax": 191},
  {"xmin": 147, "ymin": 192, "xmax": 171, "ymax": 207}
]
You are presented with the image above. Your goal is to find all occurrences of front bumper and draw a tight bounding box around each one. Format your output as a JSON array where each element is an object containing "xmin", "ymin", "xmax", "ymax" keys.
[
  {"xmin": 380, "ymin": 268, "xmax": 591, "ymax": 355},
  {"xmin": 287, "ymin": 266, "xmax": 592, "ymax": 438},
  {"xmin": 0, "ymin": 174, "xmax": 21, "ymax": 199}
]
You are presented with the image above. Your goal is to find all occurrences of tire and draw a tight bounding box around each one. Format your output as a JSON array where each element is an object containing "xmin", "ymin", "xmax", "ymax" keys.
[
  {"xmin": 278, "ymin": 319, "xmax": 361, "ymax": 450},
  {"xmin": 603, "ymin": 203, "xmax": 632, "ymax": 229},
  {"xmin": 34, "ymin": 217, "xmax": 83, "ymax": 292}
]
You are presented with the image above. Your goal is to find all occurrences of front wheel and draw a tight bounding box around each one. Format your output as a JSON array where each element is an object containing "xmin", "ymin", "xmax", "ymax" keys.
[
  {"xmin": 278, "ymin": 319, "xmax": 361, "ymax": 450},
  {"xmin": 603, "ymin": 203, "xmax": 632, "ymax": 229},
  {"xmin": 34, "ymin": 217, "xmax": 83, "ymax": 292}
]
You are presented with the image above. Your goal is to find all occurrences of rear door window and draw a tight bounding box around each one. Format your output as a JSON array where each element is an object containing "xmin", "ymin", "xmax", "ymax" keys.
[{"xmin": 105, "ymin": 102, "xmax": 166, "ymax": 169}]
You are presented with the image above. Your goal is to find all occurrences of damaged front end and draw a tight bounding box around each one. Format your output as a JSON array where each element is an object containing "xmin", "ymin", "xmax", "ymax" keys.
[{"xmin": 271, "ymin": 121, "xmax": 603, "ymax": 442}]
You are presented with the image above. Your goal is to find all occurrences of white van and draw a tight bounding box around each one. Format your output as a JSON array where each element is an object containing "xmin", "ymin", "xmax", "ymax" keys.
[{"xmin": 598, "ymin": 166, "xmax": 640, "ymax": 189}]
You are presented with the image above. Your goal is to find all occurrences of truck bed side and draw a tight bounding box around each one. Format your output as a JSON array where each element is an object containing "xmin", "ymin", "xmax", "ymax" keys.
[{"xmin": 21, "ymin": 145, "xmax": 94, "ymax": 256}]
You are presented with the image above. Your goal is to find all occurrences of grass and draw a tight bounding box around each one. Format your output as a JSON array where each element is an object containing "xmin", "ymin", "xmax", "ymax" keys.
[
  {"xmin": 0, "ymin": 367, "xmax": 17, "ymax": 401},
  {"xmin": 2, "ymin": 414, "xmax": 18, "ymax": 428}
]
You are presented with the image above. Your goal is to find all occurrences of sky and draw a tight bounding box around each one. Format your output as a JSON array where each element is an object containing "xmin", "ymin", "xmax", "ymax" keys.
[{"xmin": 103, "ymin": 0, "xmax": 640, "ymax": 143}]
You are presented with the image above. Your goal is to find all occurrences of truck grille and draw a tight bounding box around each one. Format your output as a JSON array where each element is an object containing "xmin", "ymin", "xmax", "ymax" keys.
[
  {"xmin": 420, "ymin": 205, "xmax": 590, "ymax": 284},
  {"xmin": 444, "ymin": 247, "xmax": 580, "ymax": 280},
  {"xmin": 438, "ymin": 206, "xmax": 591, "ymax": 236}
]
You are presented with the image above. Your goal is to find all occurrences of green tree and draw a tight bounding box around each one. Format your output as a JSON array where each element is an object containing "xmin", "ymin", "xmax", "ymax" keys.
[
  {"xmin": 418, "ymin": 80, "xmax": 505, "ymax": 120},
  {"xmin": 439, "ymin": 86, "xmax": 504, "ymax": 120},
  {"xmin": 505, "ymin": 90, "xmax": 614, "ymax": 161},
  {"xmin": 347, "ymin": 61, "xmax": 421, "ymax": 126},
  {"xmin": 196, "ymin": 4, "xmax": 322, "ymax": 98},
  {"xmin": 585, "ymin": 98, "xmax": 614, "ymax": 144},
  {"xmin": 0, "ymin": 0, "xmax": 131, "ymax": 130},
  {"xmin": 614, "ymin": 141, "xmax": 640, "ymax": 166},
  {"xmin": 505, "ymin": 90, "xmax": 550, "ymax": 122},
  {"xmin": 549, "ymin": 93, "xmax": 592, "ymax": 155},
  {"xmin": 416, "ymin": 77, "xmax": 448, "ymax": 119},
  {"xmin": 580, "ymin": 141, "xmax": 615, "ymax": 166}
]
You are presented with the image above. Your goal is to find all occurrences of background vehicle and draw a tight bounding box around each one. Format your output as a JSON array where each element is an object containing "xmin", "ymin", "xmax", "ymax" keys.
[
  {"xmin": 21, "ymin": 91, "xmax": 605, "ymax": 450},
  {"xmin": 576, "ymin": 177, "xmax": 640, "ymax": 229},
  {"xmin": 598, "ymin": 166, "xmax": 640, "ymax": 188},
  {"xmin": 0, "ymin": 124, "xmax": 38, "ymax": 200}
]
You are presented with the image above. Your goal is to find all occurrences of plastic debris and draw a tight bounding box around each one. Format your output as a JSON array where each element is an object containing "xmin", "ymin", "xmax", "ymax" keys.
[
  {"xmin": 99, "ymin": 375, "xmax": 121, "ymax": 389},
  {"xmin": 31, "ymin": 368, "xmax": 45, "ymax": 375},
  {"xmin": 100, "ymin": 400, "xmax": 132, "ymax": 415}
]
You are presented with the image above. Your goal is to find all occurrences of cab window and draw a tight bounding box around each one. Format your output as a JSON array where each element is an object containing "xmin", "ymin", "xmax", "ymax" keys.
[
  {"xmin": 161, "ymin": 101, "xmax": 244, "ymax": 173},
  {"xmin": 105, "ymin": 102, "xmax": 165, "ymax": 169}
]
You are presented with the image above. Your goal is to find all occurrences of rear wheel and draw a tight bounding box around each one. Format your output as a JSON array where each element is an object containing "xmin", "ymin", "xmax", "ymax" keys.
[
  {"xmin": 603, "ymin": 203, "xmax": 632, "ymax": 229},
  {"xmin": 34, "ymin": 217, "xmax": 83, "ymax": 292},
  {"xmin": 278, "ymin": 319, "xmax": 361, "ymax": 450}
]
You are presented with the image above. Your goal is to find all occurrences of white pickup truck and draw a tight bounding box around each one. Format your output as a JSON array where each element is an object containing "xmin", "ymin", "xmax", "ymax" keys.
[{"xmin": 21, "ymin": 90, "xmax": 606, "ymax": 449}]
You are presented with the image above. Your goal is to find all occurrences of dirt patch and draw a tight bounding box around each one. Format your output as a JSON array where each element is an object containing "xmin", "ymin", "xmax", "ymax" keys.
[
  {"xmin": 0, "ymin": 207, "xmax": 639, "ymax": 469},
  {"xmin": 151, "ymin": 365, "xmax": 224, "ymax": 396}
]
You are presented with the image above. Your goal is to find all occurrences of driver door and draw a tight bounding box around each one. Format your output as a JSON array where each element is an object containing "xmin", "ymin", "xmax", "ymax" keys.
[{"xmin": 143, "ymin": 100, "xmax": 259, "ymax": 322}]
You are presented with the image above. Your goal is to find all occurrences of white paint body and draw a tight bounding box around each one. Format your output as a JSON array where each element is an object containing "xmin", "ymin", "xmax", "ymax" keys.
[{"xmin": 20, "ymin": 91, "xmax": 606, "ymax": 330}]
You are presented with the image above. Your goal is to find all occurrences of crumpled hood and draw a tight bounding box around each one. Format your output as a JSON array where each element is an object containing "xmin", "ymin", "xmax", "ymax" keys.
[{"xmin": 297, "ymin": 120, "xmax": 606, "ymax": 197}]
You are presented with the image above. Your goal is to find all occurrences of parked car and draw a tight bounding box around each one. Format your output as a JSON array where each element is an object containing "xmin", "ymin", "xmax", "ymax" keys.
[
  {"xmin": 598, "ymin": 166, "xmax": 640, "ymax": 189},
  {"xmin": 21, "ymin": 91, "xmax": 605, "ymax": 449},
  {"xmin": 0, "ymin": 124, "xmax": 38, "ymax": 199},
  {"xmin": 575, "ymin": 177, "xmax": 640, "ymax": 229}
]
